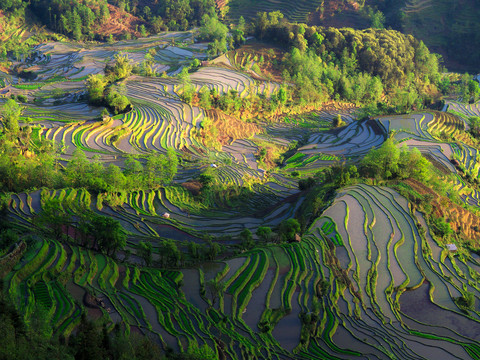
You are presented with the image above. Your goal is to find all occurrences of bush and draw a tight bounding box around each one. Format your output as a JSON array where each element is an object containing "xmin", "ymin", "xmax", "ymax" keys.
[
  {"xmin": 298, "ymin": 177, "xmax": 315, "ymax": 190},
  {"xmin": 16, "ymin": 94, "xmax": 27, "ymax": 103}
]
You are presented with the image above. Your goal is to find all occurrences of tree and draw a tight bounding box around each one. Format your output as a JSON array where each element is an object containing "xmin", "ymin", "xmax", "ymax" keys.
[
  {"xmin": 198, "ymin": 14, "xmax": 228, "ymax": 42},
  {"xmin": 207, "ymin": 38, "xmax": 227, "ymax": 56},
  {"xmin": 370, "ymin": 10, "xmax": 385, "ymax": 29},
  {"xmin": 469, "ymin": 116, "xmax": 480, "ymax": 138},
  {"xmin": 160, "ymin": 239, "xmax": 181, "ymax": 267},
  {"xmin": 112, "ymin": 53, "xmax": 133, "ymax": 80},
  {"xmin": 240, "ymin": 228, "xmax": 254, "ymax": 250},
  {"xmin": 278, "ymin": 218, "xmax": 301, "ymax": 242},
  {"xmin": 144, "ymin": 149, "xmax": 177, "ymax": 186},
  {"xmin": 237, "ymin": 16, "xmax": 246, "ymax": 33},
  {"xmin": 73, "ymin": 314, "xmax": 105, "ymax": 360},
  {"xmin": 206, "ymin": 279, "xmax": 225, "ymax": 308},
  {"xmin": 105, "ymin": 164, "xmax": 126, "ymax": 191},
  {"xmin": 138, "ymin": 241, "xmax": 153, "ymax": 266},
  {"xmin": 35, "ymin": 198, "xmax": 71, "ymax": 241},
  {"xmin": 468, "ymin": 80, "xmax": 480, "ymax": 102},
  {"xmin": 164, "ymin": 148, "xmax": 179, "ymax": 183},
  {"xmin": 1, "ymin": 99, "xmax": 21, "ymax": 135},
  {"xmin": 151, "ymin": 16, "xmax": 167, "ymax": 33},
  {"xmin": 90, "ymin": 215, "xmax": 127, "ymax": 256},
  {"xmin": 188, "ymin": 241, "xmax": 202, "ymax": 262},
  {"xmin": 86, "ymin": 74, "xmax": 108, "ymax": 104},
  {"xmin": 99, "ymin": 3, "xmax": 110, "ymax": 24},
  {"xmin": 105, "ymin": 89, "xmax": 130, "ymax": 114},
  {"xmin": 360, "ymin": 138, "xmax": 400, "ymax": 179},
  {"xmin": 278, "ymin": 87, "xmax": 288, "ymax": 104},
  {"xmin": 361, "ymin": 139, "xmax": 432, "ymax": 181},
  {"xmin": 206, "ymin": 240, "xmax": 221, "ymax": 260},
  {"xmin": 298, "ymin": 177, "xmax": 316, "ymax": 190},
  {"xmin": 332, "ymin": 114, "xmax": 345, "ymax": 128},
  {"xmin": 124, "ymin": 157, "xmax": 144, "ymax": 179},
  {"xmin": 457, "ymin": 291, "xmax": 475, "ymax": 310},
  {"xmin": 256, "ymin": 226, "xmax": 272, "ymax": 242},
  {"xmin": 398, "ymin": 146, "xmax": 431, "ymax": 180},
  {"xmin": 72, "ymin": 9, "xmax": 83, "ymax": 40},
  {"xmin": 143, "ymin": 6, "xmax": 152, "ymax": 21}
]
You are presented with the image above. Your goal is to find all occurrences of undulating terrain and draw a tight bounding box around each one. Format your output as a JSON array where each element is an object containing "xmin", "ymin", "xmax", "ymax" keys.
[{"xmin": 1, "ymin": 1, "xmax": 480, "ymax": 360}]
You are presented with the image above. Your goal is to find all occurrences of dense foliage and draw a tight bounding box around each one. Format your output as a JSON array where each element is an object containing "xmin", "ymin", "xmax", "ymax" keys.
[
  {"xmin": 2, "ymin": 2, "xmax": 480, "ymax": 359},
  {"xmin": 0, "ymin": 101, "xmax": 178, "ymax": 193},
  {"xmin": 251, "ymin": 12, "xmax": 440, "ymax": 109},
  {"xmin": 1, "ymin": 0, "xmax": 217, "ymax": 40},
  {"xmin": 0, "ymin": 288, "xmax": 215, "ymax": 360}
]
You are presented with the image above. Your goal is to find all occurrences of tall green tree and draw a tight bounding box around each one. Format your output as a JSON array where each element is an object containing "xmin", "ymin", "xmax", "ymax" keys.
[
  {"xmin": 112, "ymin": 53, "xmax": 133, "ymax": 80},
  {"xmin": 198, "ymin": 14, "xmax": 228, "ymax": 42},
  {"xmin": 138, "ymin": 241, "xmax": 153, "ymax": 266},
  {"xmin": 206, "ymin": 278, "xmax": 225, "ymax": 308},
  {"xmin": 90, "ymin": 215, "xmax": 127, "ymax": 256},
  {"xmin": 86, "ymin": 74, "xmax": 108, "ymax": 104},
  {"xmin": 278, "ymin": 218, "xmax": 301, "ymax": 242},
  {"xmin": 1, "ymin": 99, "xmax": 21, "ymax": 135},
  {"xmin": 35, "ymin": 198, "xmax": 71, "ymax": 241}
]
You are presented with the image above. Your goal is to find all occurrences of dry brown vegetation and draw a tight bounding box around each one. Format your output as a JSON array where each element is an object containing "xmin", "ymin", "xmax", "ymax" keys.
[
  {"xmin": 206, "ymin": 109, "xmax": 260, "ymax": 146},
  {"xmin": 229, "ymin": 44, "xmax": 285, "ymax": 82},
  {"xmin": 406, "ymin": 178, "xmax": 480, "ymax": 246},
  {"xmin": 181, "ymin": 180, "xmax": 203, "ymax": 196},
  {"xmin": 93, "ymin": 4, "xmax": 145, "ymax": 38},
  {"xmin": 308, "ymin": 0, "xmax": 368, "ymax": 28}
]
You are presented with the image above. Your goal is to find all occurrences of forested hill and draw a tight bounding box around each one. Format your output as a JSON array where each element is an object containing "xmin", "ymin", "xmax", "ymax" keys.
[
  {"xmin": 2, "ymin": 1, "xmax": 480, "ymax": 359},
  {"xmin": 2, "ymin": 0, "xmax": 479, "ymax": 71},
  {"xmin": 1, "ymin": 0, "xmax": 217, "ymax": 41}
]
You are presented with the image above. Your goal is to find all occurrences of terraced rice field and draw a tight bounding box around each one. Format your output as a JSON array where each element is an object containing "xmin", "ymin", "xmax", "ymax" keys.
[
  {"xmin": 28, "ymin": 32, "xmax": 202, "ymax": 82},
  {"xmin": 6, "ymin": 186, "xmax": 302, "ymax": 241},
  {"xmin": 295, "ymin": 119, "xmax": 386, "ymax": 169},
  {"xmin": 190, "ymin": 67, "xmax": 280, "ymax": 97},
  {"xmin": 6, "ymin": 185, "xmax": 480, "ymax": 358},
  {"xmin": 5, "ymin": 28, "xmax": 480, "ymax": 359},
  {"xmin": 447, "ymin": 100, "xmax": 480, "ymax": 119},
  {"xmin": 226, "ymin": 0, "xmax": 324, "ymax": 22}
]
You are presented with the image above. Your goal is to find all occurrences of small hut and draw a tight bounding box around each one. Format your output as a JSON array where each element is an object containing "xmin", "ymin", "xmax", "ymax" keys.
[
  {"xmin": 446, "ymin": 244, "xmax": 457, "ymax": 252},
  {"xmin": 162, "ymin": 212, "xmax": 170, "ymax": 219}
]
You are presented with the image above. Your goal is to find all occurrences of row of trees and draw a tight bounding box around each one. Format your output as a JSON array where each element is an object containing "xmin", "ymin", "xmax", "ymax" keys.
[
  {"xmin": 66, "ymin": 148, "xmax": 178, "ymax": 193},
  {"xmin": 123, "ymin": 0, "xmax": 217, "ymax": 32},
  {"xmin": 237, "ymin": 219, "xmax": 301, "ymax": 250},
  {"xmin": 0, "ymin": 98, "xmax": 178, "ymax": 193},
  {"xmin": 138, "ymin": 237, "xmax": 223, "ymax": 268},
  {"xmin": 35, "ymin": 198, "xmax": 127, "ymax": 256},
  {"xmin": 0, "ymin": 136, "xmax": 178, "ymax": 193}
]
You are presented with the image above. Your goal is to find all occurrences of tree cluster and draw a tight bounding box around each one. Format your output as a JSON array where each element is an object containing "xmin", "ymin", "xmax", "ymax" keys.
[
  {"xmin": 0, "ymin": 100, "xmax": 178, "ymax": 193},
  {"xmin": 250, "ymin": 12, "xmax": 441, "ymax": 110},
  {"xmin": 0, "ymin": 290, "xmax": 215, "ymax": 360},
  {"xmin": 2, "ymin": 0, "xmax": 218, "ymax": 40},
  {"xmin": 134, "ymin": 0, "xmax": 217, "ymax": 32},
  {"xmin": 65, "ymin": 148, "xmax": 178, "ymax": 193},
  {"xmin": 360, "ymin": 138, "xmax": 432, "ymax": 181},
  {"xmin": 29, "ymin": 0, "xmax": 112, "ymax": 41},
  {"xmin": 34, "ymin": 198, "xmax": 127, "ymax": 255},
  {"xmin": 87, "ymin": 53, "xmax": 134, "ymax": 114}
]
